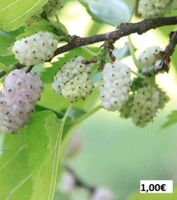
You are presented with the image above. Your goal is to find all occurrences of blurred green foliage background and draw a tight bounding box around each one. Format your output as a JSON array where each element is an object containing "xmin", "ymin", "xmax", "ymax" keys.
[{"xmin": 59, "ymin": 1, "xmax": 177, "ymax": 200}]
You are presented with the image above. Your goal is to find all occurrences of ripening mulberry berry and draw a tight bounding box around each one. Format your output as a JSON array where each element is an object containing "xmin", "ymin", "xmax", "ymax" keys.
[
  {"xmin": 130, "ymin": 85, "xmax": 169, "ymax": 127},
  {"xmin": 52, "ymin": 56, "xmax": 94, "ymax": 102},
  {"xmin": 158, "ymin": 86, "xmax": 170, "ymax": 109},
  {"xmin": 100, "ymin": 61, "xmax": 131, "ymax": 111},
  {"xmin": 138, "ymin": 46, "xmax": 162, "ymax": 73},
  {"xmin": 0, "ymin": 69, "xmax": 43, "ymax": 133},
  {"xmin": 119, "ymin": 95, "xmax": 134, "ymax": 118},
  {"xmin": 91, "ymin": 188, "xmax": 115, "ymax": 200},
  {"xmin": 138, "ymin": 0, "xmax": 172, "ymax": 18},
  {"xmin": 42, "ymin": 0, "xmax": 63, "ymax": 17},
  {"xmin": 120, "ymin": 78, "xmax": 169, "ymax": 127},
  {"xmin": 12, "ymin": 32, "xmax": 58, "ymax": 66}
]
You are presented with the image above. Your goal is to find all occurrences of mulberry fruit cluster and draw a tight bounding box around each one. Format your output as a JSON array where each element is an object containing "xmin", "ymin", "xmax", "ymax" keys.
[
  {"xmin": 42, "ymin": 0, "xmax": 63, "ymax": 17},
  {"xmin": 120, "ymin": 83, "xmax": 169, "ymax": 127},
  {"xmin": 131, "ymin": 85, "xmax": 160, "ymax": 127},
  {"xmin": 157, "ymin": 85, "xmax": 170, "ymax": 109},
  {"xmin": 119, "ymin": 95, "xmax": 134, "ymax": 119},
  {"xmin": 138, "ymin": 0, "xmax": 172, "ymax": 18},
  {"xmin": 100, "ymin": 60, "xmax": 131, "ymax": 111},
  {"xmin": 0, "ymin": 69, "xmax": 43, "ymax": 133},
  {"xmin": 12, "ymin": 32, "xmax": 58, "ymax": 66},
  {"xmin": 52, "ymin": 56, "xmax": 94, "ymax": 102},
  {"xmin": 138, "ymin": 46, "xmax": 162, "ymax": 73}
]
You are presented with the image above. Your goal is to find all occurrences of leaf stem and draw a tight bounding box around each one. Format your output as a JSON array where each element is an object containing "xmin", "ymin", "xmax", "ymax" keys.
[
  {"xmin": 35, "ymin": 105, "xmax": 64, "ymax": 118},
  {"xmin": 55, "ymin": 15, "xmax": 69, "ymax": 41},
  {"xmin": 129, "ymin": 68, "xmax": 145, "ymax": 79},
  {"xmin": 48, "ymin": 104, "xmax": 72, "ymax": 200},
  {"xmin": 73, "ymin": 105, "xmax": 101, "ymax": 125},
  {"xmin": 128, "ymin": 36, "xmax": 142, "ymax": 70}
]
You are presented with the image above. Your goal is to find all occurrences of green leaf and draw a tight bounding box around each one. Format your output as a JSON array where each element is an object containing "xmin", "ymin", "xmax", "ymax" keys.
[
  {"xmin": 0, "ymin": 30, "xmax": 15, "ymax": 55},
  {"xmin": 0, "ymin": 55, "xmax": 16, "ymax": 66},
  {"xmin": 0, "ymin": 62, "xmax": 10, "ymax": 72},
  {"xmin": 0, "ymin": 28, "xmax": 25, "ymax": 56},
  {"xmin": 0, "ymin": 0, "xmax": 49, "ymax": 31},
  {"xmin": 0, "ymin": 133, "xmax": 32, "ymax": 200},
  {"xmin": 80, "ymin": 0, "xmax": 136, "ymax": 26},
  {"xmin": 39, "ymin": 83, "xmax": 70, "ymax": 112},
  {"xmin": 16, "ymin": 18, "xmax": 60, "ymax": 40},
  {"xmin": 0, "ymin": 111, "xmax": 62, "ymax": 200},
  {"xmin": 24, "ymin": 111, "xmax": 62, "ymax": 200},
  {"xmin": 162, "ymin": 111, "xmax": 177, "ymax": 128}
]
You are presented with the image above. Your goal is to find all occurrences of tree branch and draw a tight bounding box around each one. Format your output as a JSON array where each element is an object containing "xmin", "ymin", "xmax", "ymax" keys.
[
  {"xmin": 54, "ymin": 16, "xmax": 177, "ymax": 56},
  {"xmin": 162, "ymin": 31, "xmax": 177, "ymax": 71},
  {"xmin": 65, "ymin": 165, "xmax": 95, "ymax": 193},
  {"xmin": 141, "ymin": 30, "xmax": 177, "ymax": 75},
  {"xmin": 3, "ymin": 16, "xmax": 177, "ymax": 76}
]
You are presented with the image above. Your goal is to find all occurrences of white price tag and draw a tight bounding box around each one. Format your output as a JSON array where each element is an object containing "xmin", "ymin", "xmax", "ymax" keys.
[{"xmin": 140, "ymin": 180, "xmax": 173, "ymax": 194}]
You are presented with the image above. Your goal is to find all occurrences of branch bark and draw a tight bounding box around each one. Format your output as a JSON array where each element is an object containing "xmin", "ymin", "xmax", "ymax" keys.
[
  {"xmin": 54, "ymin": 16, "xmax": 177, "ymax": 56},
  {"xmin": 163, "ymin": 31, "xmax": 177, "ymax": 68},
  {"xmin": 4, "ymin": 16, "xmax": 177, "ymax": 74},
  {"xmin": 65, "ymin": 165, "xmax": 95, "ymax": 193},
  {"xmin": 141, "ymin": 30, "xmax": 177, "ymax": 75}
]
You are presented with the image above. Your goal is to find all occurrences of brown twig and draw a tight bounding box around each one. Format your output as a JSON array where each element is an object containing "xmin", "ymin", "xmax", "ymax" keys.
[
  {"xmin": 26, "ymin": 65, "xmax": 34, "ymax": 73},
  {"xmin": 54, "ymin": 16, "xmax": 177, "ymax": 56},
  {"xmin": 161, "ymin": 31, "xmax": 177, "ymax": 71},
  {"xmin": 141, "ymin": 30, "xmax": 177, "ymax": 75},
  {"xmin": 2, "ymin": 16, "xmax": 177, "ymax": 77},
  {"xmin": 65, "ymin": 165, "xmax": 95, "ymax": 193}
]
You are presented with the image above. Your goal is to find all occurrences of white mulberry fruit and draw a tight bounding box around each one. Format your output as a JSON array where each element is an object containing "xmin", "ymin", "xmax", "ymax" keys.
[
  {"xmin": 138, "ymin": 46, "xmax": 162, "ymax": 73},
  {"xmin": 43, "ymin": 0, "xmax": 63, "ymax": 17},
  {"xmin": 52, "ymin": 56, "xmax": 94, "ymax": 102},
  {"xmin": 0, "ymin": 69, "xmax": 43, "ymax": 133},
  {"xmin": 158, "ymin": 87, "xmax": 170, "ymax": 109},
  {"xmin": 100, "ymin": 61, "xmax": 131, "ymax": 111},
  {"xmin": 120, "ymin": 79, "xmax": 169, "ymax": 127},
  {"xmin": 12, "ymin": 32, "xmax": 58, "ymax": 66},
  {"xmin": 91, "ymin": 188, "xmax": 115, "ymax": 200},
  {"xmin": 119, "ymin": 95, "xmax": 134, "ymax": 118},
  {"xmin": 138, "ymin": 0, "xmax": 172, "ymax": 18},
  {"xmin": 130, "ymin": 85, "xmax": 167, "ymax": 127}
]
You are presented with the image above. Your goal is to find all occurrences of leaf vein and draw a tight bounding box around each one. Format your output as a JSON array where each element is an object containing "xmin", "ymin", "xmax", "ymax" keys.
[
  {"xmin": 5, "ymin": 0, "xmax": 45, "ymax": 25},
  {"xmin": 6, "ymin": 174, "xmax": 32, "ymax": 200},
  {"xmin": 0, "ymin": 0, "xmax": 21, "ymax": 11},
  {"xmin": 0, "ymin": 144, "xmax": 26, "ymax": 171}
]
